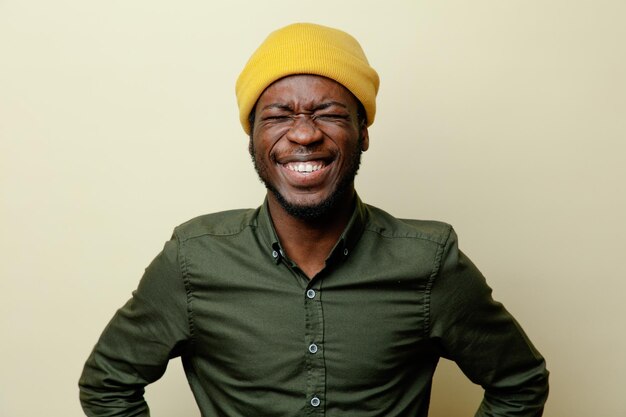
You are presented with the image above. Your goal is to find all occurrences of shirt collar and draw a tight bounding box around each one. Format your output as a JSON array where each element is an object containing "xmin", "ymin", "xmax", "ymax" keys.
[
  {"xmin": 325, "ymin": 194, "xmax": 368, "ymax": 265},
  {"xmin": 254, "ymin": 198, "xmax": 284, "ymax": 264},
  {"xmin": 254, "ymin": 195, "xmax": 369, "ymax": 265}
]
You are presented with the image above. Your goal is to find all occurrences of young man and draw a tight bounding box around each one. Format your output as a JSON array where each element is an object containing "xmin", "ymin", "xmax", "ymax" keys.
[{"xmin": 79, "ymin": 23, "xmax": 549, "ymax": 416}]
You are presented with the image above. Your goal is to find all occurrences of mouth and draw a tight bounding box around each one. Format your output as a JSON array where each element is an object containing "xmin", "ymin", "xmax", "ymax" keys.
[
  {"xmin": 275, "ymin": 151, "xmax": 335, "ymax": 176},
  {"xmin": 275, "ymin": 155, "xmax": 335, "ymax": 187},
  {"xmin": 283, "ymin": 161, "xmax": 326, "ymax": 174}
]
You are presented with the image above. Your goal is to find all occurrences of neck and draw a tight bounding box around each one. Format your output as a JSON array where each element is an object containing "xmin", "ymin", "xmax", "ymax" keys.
[{"xmin": 268, "ymin": 191, "xmax": 356, "ymax": 279}]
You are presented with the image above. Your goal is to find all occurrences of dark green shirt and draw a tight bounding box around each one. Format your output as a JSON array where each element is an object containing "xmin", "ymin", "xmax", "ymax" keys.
[{"xmin": 79, "ymin": 198, "xmax": 548, "ymax": 416}]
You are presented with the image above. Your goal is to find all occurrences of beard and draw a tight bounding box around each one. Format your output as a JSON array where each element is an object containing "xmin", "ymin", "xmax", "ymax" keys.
[{"xmin": 249, "ymin": 138, "xmax": 364, "ymax": 221}]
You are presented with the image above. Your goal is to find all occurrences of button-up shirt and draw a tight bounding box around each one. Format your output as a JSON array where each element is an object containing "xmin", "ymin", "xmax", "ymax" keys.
[{"xmin": 79, "ymin": 197, "xmax": 549, "ymax": 416}]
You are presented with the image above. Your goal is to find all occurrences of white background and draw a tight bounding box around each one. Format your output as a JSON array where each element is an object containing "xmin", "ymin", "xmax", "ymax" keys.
[{"xmin": 1, "ymin": 1, "xmax": 625, "ymax": 416}]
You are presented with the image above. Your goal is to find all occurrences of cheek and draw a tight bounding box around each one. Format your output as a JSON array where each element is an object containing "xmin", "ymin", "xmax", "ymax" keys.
[{"xmin": 253, "ymin": 127, "xmax": 286, "ymax": 157}]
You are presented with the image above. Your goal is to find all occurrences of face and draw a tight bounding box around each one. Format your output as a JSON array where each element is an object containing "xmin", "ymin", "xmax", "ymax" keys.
[{"xmin": 249, "ymin": 75, "xmax": 369, "ymax": 220}]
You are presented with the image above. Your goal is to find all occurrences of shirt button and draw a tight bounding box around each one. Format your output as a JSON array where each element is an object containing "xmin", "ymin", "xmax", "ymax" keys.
[
  {"xmin": 306, "ymin": 289, "xmax": 316, "ymax": 299},
  {"xmin": 308, "ymin": 343, "xmax": 318, "ymax": 354},
  {"xmin": 343, "ymin": 248, "xmax": 349, "ymax": 256},
  {"xmin": 310, "ymin": 396, "xmax": 321, "ymax": 407},
  {"xmin": 272, "ymin": 250, "xmax": 279, "ymax": 258}
]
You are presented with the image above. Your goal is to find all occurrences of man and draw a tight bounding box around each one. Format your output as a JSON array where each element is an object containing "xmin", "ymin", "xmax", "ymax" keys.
[{"xmin": 79, "ymin": 23, "xmax": 549, "ymax": 416}]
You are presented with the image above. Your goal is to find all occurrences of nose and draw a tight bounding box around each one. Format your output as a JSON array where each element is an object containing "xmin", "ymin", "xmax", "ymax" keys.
[{"xmin": 285, "ymin": 114, "xmax": 323, "ymax": 145}]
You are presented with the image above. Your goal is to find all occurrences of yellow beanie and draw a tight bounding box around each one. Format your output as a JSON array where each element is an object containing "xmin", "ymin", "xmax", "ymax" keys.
[{"xmin": 236, "ymin": 23, "xmax": 380, "ymax": 134}]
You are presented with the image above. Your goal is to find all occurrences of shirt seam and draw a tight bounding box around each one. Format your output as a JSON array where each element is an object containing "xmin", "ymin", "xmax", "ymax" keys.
[
  {"xmin": 362, "ymin": 226, "xmax": 449, "ymax": 245},
  {"xmin": 175, "ymin": 231, "xmax": 196, "ymax": 349},
  {"xmin": 424, "ymin": 224, "xmax": 453, "ymax": 337},
  {"xmin": 176, "ymin": 223, "xmax": 256, "ymax": 244}
]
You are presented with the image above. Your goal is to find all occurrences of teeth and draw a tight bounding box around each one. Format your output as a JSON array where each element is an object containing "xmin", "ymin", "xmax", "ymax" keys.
[{"xmin": 286, "ymin": 162, "xmax": 323, "ymax": 173}]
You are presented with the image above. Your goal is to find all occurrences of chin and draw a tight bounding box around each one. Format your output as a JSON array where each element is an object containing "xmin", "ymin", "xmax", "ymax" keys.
[{"xmin": 271, "ymin": 187, "xmax": 351, "ymax": 221}]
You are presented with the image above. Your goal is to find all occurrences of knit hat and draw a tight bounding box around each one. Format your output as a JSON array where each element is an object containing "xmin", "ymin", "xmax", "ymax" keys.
[{"xmin": 236, "ymin": 23, "xmax": 379, "ymax": 134}]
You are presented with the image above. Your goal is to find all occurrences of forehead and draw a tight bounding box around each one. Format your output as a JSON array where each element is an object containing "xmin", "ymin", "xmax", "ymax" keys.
[{"xmin": 257, "ymin": 75, "xmax": 359, "ymax": 110}]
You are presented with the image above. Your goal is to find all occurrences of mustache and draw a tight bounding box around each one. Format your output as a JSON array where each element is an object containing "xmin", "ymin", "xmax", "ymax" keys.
[{"xmin": 271, "ymin": 144, "xmax": 336, "ymax": 163}]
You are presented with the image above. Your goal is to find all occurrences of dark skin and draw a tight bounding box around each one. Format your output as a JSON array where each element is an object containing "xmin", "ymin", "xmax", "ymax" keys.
[{"xmin": 250, "ymin": 75, "xmax": 369, "ymax": 278}]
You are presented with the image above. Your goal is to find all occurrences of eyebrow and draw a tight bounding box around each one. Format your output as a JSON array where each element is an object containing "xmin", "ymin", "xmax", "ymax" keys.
[
  {"xmin": 312, "ymin": 101, "xmax": 348, "ymax": 111},
  {"xmin": 261, "ymin": 103, "xmax": 292, "ymax": 112},
  {"xmin": 260, "ymin": 101, "xmax": 348, "ymax": 112}
]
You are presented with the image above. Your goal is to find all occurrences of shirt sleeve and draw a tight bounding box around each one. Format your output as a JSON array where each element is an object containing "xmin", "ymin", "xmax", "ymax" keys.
[
  {"xmin": 78, "ymin": 236, "xmax": 192, "ymax": 417},
  {"xmin": 429, "ymin": 228, "xmax": 549, "ymax": 417}
]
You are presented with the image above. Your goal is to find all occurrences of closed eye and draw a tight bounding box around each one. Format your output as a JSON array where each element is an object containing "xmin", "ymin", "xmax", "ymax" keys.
[
  {"xmin": 315, "ymin": 114, "xmax": 349, "ymax": 121},
  {"xmin": 263, "ymin": 115, "xmax": 291, "ymax": 122}
]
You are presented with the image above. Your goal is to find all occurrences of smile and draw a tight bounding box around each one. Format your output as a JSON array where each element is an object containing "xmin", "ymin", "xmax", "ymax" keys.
[{"xmin": 284, "ymin": 161, "xmax": 325, "ymax": 174}]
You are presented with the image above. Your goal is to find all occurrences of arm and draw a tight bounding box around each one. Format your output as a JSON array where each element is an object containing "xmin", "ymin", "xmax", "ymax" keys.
[
  {"xmin": 429, "ymin": 229, "xmax": 549, "ymax": 417},
  {"xmin": 78, "ymin": 237, "xmax": 192, "ymax": 417}
]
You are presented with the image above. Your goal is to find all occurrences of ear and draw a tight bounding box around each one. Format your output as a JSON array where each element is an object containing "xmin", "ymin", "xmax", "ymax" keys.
[{"xmin": 360, "ymin": 126, "xmax": 369, "ymax": 152}]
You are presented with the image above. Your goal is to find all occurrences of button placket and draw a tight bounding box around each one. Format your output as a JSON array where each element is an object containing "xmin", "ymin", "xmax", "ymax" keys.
[{"xmin": 304, "ymin": 284, "xmax": 325, "ymax": 413}]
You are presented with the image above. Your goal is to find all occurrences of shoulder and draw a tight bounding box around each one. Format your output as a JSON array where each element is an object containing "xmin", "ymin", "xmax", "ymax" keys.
[
  {"xmin": 363, "ymin": 204, "xmax": 454, "ymax": 246},
  {"xmin": 173, "ymin": 208, "xmax": 259, "ymax": 242}
]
